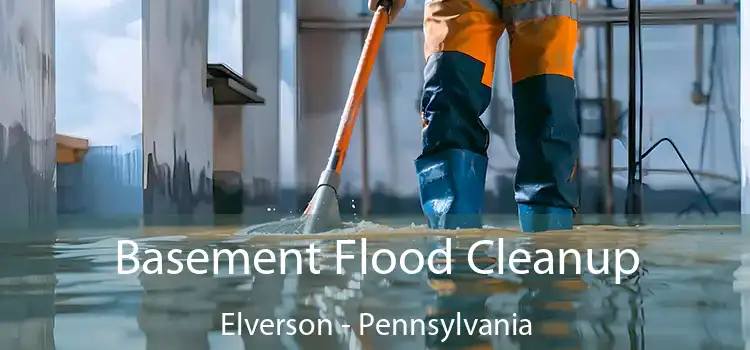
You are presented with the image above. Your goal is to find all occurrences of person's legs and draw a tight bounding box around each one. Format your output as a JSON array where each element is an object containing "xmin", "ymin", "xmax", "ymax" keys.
[
  {"xmin": 504, "ymin": 0, "xmax": 580, "ymax": 232},
  {"xmin": 418, "ymin": 0, "xmax": 505, "ymax": 229}
]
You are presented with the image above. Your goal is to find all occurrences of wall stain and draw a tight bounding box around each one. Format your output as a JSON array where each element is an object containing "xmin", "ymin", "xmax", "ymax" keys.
[
  {"xmin": 0, "ymin": 122, "xmax": 55, "ymax": 240},
  {"xmin": 212, "ymin": 170, "xmax": 244, "ymax": 226},
  {"xmin": 144, "ymin": 137, "xmax": 212, "ymax": 225},
  {"xmin": 241, "ymin": 178, "xmax": 277, "ymax": 206}
]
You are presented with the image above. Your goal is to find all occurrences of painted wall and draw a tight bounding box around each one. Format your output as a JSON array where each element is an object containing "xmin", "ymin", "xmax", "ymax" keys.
[{"xmin": 0, "ymin": 0, "xmax": 56, "ymax": 238}]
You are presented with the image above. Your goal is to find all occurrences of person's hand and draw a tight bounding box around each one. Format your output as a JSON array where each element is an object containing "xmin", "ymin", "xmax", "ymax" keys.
[{"xmin": 368, "ymin": 0, "xmax": 407, "ymax": 23}]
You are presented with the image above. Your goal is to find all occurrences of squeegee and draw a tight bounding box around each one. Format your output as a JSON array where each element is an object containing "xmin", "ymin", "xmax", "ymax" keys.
[{"xmin": 243, "ymin": 0, "xmax": 392, "ymax": 234}]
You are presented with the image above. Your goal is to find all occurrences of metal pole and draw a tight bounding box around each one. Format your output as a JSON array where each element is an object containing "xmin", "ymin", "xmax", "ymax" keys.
[
  {"xmin": 625, "ymin": 0, "xmax": 642, "ymax": 222},
  {"xmin": 602, "ymin": 8, "xmax": 615, "ymax": 220},
  {"xmin": 360, "ymin": 29, "xmax": 372, "ymax": 218},
  {"xmin": 693, "ymin": 0, "xmax": 706, "ymax": 107},
  {"xmin": 356, "ymin": 7, "xmax": 372, "ymax": 218}
]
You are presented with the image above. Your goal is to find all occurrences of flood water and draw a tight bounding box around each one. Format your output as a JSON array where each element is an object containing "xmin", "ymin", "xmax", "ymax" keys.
[{"xmin": 1, "ymin": 221, "xmax": 745, "ymax": 350}]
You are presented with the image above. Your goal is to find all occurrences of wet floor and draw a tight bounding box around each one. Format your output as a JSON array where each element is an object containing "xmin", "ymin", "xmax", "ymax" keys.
[{"xmin": 0, "ymin": 221, "xmax": 746, "ymax": 350}]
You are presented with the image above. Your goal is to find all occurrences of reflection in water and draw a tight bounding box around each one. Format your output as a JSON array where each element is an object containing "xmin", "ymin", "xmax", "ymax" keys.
[
  {"xmin": 513, "ymin": 245, "xmax": 588, "ymax": 350},
  {"xmin": 137, "ymin": 245, "xmax": 217, "ymax": 350},
  {"xmin": 0, "ymin": 243, "xmax": 56, "ymax": 350},
  {"xmin": 0, "ymin": 226, "xmax": 744, "ymax": 349}
]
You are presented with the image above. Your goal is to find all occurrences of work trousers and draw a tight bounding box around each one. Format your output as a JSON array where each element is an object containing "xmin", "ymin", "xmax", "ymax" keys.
[{"xmin": 420, "ymin": 0, "xmax": 580, "ymax": 209}]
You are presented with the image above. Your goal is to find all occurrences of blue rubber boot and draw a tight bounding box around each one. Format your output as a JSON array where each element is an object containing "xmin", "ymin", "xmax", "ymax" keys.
[
  {"xmin": 518, "ymin": 204, "xmax": 574, "ymax": 232},
  {"xmin": 415, "ymin": 149, "xmax": 487, "ymax": 230}
]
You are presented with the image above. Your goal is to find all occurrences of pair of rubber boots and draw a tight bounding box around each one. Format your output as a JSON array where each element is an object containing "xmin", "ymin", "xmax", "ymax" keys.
[{"xmin": 415, "ymin": 149, "xmax": 573, "ymax": 232}]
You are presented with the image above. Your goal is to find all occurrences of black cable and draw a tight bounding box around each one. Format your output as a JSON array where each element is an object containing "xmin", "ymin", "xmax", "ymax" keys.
[
  {"xmin": 679, "ymin": 183, "xmax": 736, "ymax": 216},
  {"xmin": 637, "ymin": 138, "xmax": 719, "ymax": 215}
]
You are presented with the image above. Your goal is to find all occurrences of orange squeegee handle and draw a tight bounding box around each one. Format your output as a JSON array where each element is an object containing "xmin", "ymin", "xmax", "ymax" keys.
[{"xmin": 324, "ymin": 4, "xmax": 390, "ymax": 174}]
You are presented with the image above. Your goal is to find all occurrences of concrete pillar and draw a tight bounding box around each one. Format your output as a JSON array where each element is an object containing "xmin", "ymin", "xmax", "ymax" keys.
[
  {"xmin": 278, "ymin": 0, "xmax": 300, "ymax": 212},
  {"xmin": 739, "ymin": 2, "xmax": 750, "ymax": 349},
  {"xmin": 243, "ymin": 1, "xmax": 298, "ymax": 220},
  {"xmin": 142, "ymin": 0, "xmax": 214, "ymax": 226},
  {"xmin": 242, "ymin": 0, "xmax": 279, "ymax": 218},
  {"xmin": 0, "ymin": 0, "xmax": 56, "ymax": 239}
]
